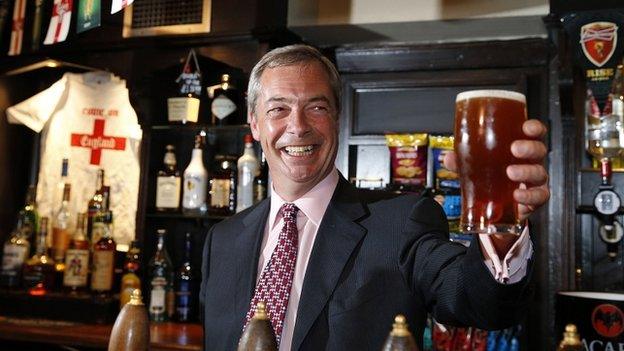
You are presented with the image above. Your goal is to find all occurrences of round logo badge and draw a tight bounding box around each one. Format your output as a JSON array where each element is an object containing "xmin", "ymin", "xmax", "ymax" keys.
[{"xmin": 592, "ymin": 304, "xmax": 624, "ymax": 338}]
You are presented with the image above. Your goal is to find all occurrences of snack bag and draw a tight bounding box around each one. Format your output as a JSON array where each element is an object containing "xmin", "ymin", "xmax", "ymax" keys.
[
  {"xmin": 429, "ymin": 135, "xmax": 459, "ymax": 189},
  {"xmin": 386, "ymin": 133, "xmax": 428, "ymax": 189}
]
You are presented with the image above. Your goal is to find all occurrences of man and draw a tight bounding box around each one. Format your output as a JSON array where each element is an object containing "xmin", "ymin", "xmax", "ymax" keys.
[{"xmin": 200, "ymin": 45, "xmax": 549, "ymax": 350}]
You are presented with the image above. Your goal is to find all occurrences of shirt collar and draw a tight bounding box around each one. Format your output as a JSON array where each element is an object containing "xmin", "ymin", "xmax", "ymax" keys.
[{"xmin": 269, "ymin": 168, "xmax": 340, "ymax": 230}]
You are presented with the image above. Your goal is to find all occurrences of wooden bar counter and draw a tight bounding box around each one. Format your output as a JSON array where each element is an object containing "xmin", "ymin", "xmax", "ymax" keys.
[{"xmin": 0, "ymin": 316, "xmax": 202, "ymax": 350}]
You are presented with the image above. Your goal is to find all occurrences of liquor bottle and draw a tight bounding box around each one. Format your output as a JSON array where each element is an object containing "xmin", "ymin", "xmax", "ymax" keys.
[
  {"xmin": 54, "ymin": 158, "xmax": 69, "ymax": 216},
  {"xmin": 211, "ymin": 74, "xmax": 241, "ymax": 125},
  {"xmin": 19, "ymin": 185, "xmax": 38, "ymax": 241},
  {"xmin": 557, "ymin": 324, "xmax": 583, "ymax": 351},
  {"xmin": 0, "ymin": 218, "xmax": 30, "ymax": 288},
  {"xmin": 92, "ymin": 204, "xmax": 114, "ymax": 246},
  {"xmin": 63, "ymin": 213, "xmax": 89, "ymax": 292},
  {"xmin": 380, "ymin": 315, "xmax": 418, "ymax": 351},
  {"xmin": 52, "ymin": 183, "xmax": 72, "ymax": 264},
  {"xmin": 22, "ymin": 217, "xmax": 56, "ymax": 295},
  {"xmin": 87, "ymin": 169, "xmax": 106, "ymax": 238},
  {"xmin": 253, "ymin": 153, "xmax": 268, "ymax": 205},
  {"xmin": 209, "ymin": 155, "xmax": 237, "ymax": 216},
  {"xmin": 175, "ymin": 232, "xmax": 196, "ymax": 322},
  {"xmin": 91, "ymin": 216, "xmax": 116, "ymax": 295},
  {"xmin": 238, "ymin": 302, "xmax": 278, "ymax": 351},
  {"xmin": 156, "ymin": 145, "xmax": 182, "ymax": 212},
  {"xmin": 148, "ymin": 229, "xmax": 174, "ymax": 322},
  {"xmin": 236, "ymin": 134, "xmax": 259, "ymax": 213},
  {"xmin": 120, "ymin": 240, "xmax": 142, "ymax": 308},
  {"xmin": 182, "ymin": 133, "xmax": 208, "ymax": 213}
]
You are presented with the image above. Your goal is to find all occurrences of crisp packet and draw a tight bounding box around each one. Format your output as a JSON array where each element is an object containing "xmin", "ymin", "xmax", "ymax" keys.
[
  {"xmin": 385, "ymin": 133, "xmax": 428, "ymax": 188},
  {"xmin": 429, "ymin": 135, "xmax": 459, "ymax": 189}
]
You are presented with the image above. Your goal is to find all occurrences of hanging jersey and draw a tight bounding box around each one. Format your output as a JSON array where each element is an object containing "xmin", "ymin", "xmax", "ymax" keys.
[{"xmin": 7, "ymin": 73, "xmax": 142, "ymax": 247}]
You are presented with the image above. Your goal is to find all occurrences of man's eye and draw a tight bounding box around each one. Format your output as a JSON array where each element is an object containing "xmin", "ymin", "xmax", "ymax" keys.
[
  {"xmin": 267, "ymin": 107, "xmax": 288, "ymax": 118},
  {"xmin": 310, "ymin": 105, "xmax": 329, "ymax": 113}
]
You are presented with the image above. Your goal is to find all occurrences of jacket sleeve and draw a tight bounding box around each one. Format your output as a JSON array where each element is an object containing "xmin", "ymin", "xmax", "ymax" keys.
[
  {"xmin": 398, "ymin": 196, "xmax": 534, "ymax": 330},
  {"xmin": 199, "ymin": 225, "xmax": 215, "ymax": 324}
]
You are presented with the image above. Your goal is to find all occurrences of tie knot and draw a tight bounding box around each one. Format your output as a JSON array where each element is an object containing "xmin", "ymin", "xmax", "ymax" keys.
[{"xmin": 281, "ymin": 203, "xmax": 299, "ymax": 222}]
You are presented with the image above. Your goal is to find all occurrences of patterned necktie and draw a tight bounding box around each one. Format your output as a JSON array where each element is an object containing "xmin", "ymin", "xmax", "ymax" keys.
[{"xmin": 244, "ymin": 203, "xmax": 299, "ymax": 346}]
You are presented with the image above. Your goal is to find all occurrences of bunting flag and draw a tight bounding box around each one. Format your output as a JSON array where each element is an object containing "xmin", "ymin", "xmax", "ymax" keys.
[
  {"xmin": 111, "ymin": 0, "xmax": 134, "ymax": 15},
  {"xmin": 44, "ymin": 0, "xmax": 73, "ymax": 45},
  {"xmin": 8, "ymin": 0, "xmax": 27, "ymax": 56}
]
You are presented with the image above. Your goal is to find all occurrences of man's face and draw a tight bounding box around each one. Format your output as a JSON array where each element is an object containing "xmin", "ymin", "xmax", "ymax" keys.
[{"xmin": 250, "ymin": 61, "xmax": 338, "ymax": 200}]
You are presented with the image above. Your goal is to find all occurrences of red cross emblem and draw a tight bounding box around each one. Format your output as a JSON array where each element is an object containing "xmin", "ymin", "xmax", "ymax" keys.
[{"xmin": 70, "ymin": 119, "xmax": 126, "ymax": 165}]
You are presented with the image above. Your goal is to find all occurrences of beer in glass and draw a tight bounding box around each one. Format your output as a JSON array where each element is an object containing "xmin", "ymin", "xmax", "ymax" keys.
[{"xmin": 454, "ymin": 90, "xmax": 527, "ymax": 235}]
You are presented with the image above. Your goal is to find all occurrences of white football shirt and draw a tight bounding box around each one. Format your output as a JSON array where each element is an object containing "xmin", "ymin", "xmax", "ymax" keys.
[{"xmin": 7, "ymin": 72, "xmax": 142, "ymax": 247}]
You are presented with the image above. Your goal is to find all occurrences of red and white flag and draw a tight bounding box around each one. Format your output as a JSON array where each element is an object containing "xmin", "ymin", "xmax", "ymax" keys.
[
  {"xmin": 8, "ymin": 0, "xmax": 27, "ymax": 56},
  {"xmin": 111, "ymin": 0, "xmax": 134, "ymax": 14},
  {"xmin": 44, "ymin": 0, "xmax": 73, "ymax": 45}
]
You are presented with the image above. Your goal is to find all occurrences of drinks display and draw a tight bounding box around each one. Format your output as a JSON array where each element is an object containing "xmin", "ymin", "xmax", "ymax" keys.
[
  {"xmin": 236, "ymin": 134, "xmax": 259, "ymax": 213},
  {"xmin": 0, "ymin": 218, "xmax": 30, "ymax": 288},
  {"xmin": 91, "ymin": 217, "xmax": 116, "ymax": 295},
  {"xmin": 454, "ymin": 90, "xmax": 527, "ymax": 235},
  {"xmin": 19, "ymin": 185, "xmax": 38, "ymax": 241},
  {"xmin": 63, "ymin": 213, "xmax": 89, "ymax": 292},
  {"xmin": 182, "ymin": 133, "xmax": 208, "ymax": 213},
  {"xmin": 148, "ymin": 229, "xmax": 174, "ymax": 322},
  {"xmin": 52, "ymin": 183, "xmax": 72, "ymax": 263},
  {"xmin": 156, "ymin": 145, "xmax": 182, "ymax": 212},
  {"xmin": 211, "ymin": 74, "xmax": 242, "ymax": 125},
  {"xmin": 253, "ymin": 153, "xmax": 268, "ymax": 205},
  {"xmin": 175, "ymin": 232, "xmax": 195, "ymax": 322},
  {"xmin": 209, "ymin": 155, "xmax": 237, "ymax": 216},
  {"xmin": 22, "ymin": 217, "xmax": 56, "ymax": 295},
  {"xmin": 87, "ymin": 169, "xmax": 107, "ymax": 239},
  {"xmin": 120, "ymin": 241, "xmax": 142, "ymax": 308}
]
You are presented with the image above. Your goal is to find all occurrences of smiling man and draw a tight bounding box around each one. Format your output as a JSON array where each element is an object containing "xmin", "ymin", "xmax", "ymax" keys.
[{"xmin": 200, "ymin": 45, "xmax": 550, "ymax": 350}]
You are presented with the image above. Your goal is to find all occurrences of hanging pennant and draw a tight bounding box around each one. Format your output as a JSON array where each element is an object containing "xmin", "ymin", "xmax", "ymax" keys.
[
  {"xmin": 111, "ymin": 0, "xmax": 134, "ymax": 15},
  {"xmin": 77, "ymin": 0, "xmax": 101, "ymax": 33},
  {"xmin": 8, "ymin": 0, "xmax": 27, "ymax": 56},
  {"xmin": 44, "ymin": 0, "xmax": 73, "ymax": 45}
]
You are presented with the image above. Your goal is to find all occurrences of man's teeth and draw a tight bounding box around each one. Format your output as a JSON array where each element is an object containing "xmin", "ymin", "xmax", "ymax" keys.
[{"xmin": 285, "ymin": 145, "xmax": 314, "ymax": 156}]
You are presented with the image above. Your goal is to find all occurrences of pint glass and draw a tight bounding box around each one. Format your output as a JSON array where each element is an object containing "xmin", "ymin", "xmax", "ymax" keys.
[{"xmin": 454, "ymin": 90, "xmax": 527, "ymax": 235}]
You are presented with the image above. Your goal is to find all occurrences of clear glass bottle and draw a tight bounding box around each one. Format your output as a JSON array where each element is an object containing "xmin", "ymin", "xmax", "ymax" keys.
[
  {"xmin": 90, "ymin": 215, "xmax": 116, "ymax": 295},
  {"xmin": 236, "ymin": 134, "xmax": 259, "ymax": 213},
  {"xmin": 52, "ymin": 183, "xmax": 71, "ymax": 264},
  {"xmin": 209, "ymin": 155, "xmax": 237, "ymax": 216},
  {"xmin": 19, "ymin": 185, "xmax": 38, "ymax": 242},
  {"xmin": 148, "ymin": 229, "xmax": 174, "ymax": 322},
  {"xmin": 120, "ymin": 240, "xmax": 141, "ymax": 308},
  {"xmin": 253, "ymin": 153, "xmax": 268, "ymax": 205},
  {"xmin": 22, "ymin": 217, "xmax": 55, "ymax": 295},
  {"xmin": 156, "ymin": 145, "xmax": 182, "ymax": 212},
  {"xmin": 211, "ymin": 74, "xmax": 241, "ymax": 125},
  {"xmin": 182, "ymin": 133, "xmax": 208, "ymax": 213},
  {"xmin": 0, "ymin": 218, "xmax": 30, "ymax": 288},
  {"xmin": 87, "ymin": 169, "xmax": 105, "ymax": 239},
  {"xmin": 54, "ymin": 158, "xmax": 69, "ymax": 214},
  {"xmin": 63, "ymin": 213, "xmax": 90, "ymax": 292},
  {"xmin": 175, "ymin": 232, "xmax": 196, "ymax": 322}
]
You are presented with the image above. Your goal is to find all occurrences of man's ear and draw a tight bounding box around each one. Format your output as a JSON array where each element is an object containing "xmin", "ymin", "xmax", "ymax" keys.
[{"xmin": 250, "ymin": 112, "xmax": 260, "ymax": 141}]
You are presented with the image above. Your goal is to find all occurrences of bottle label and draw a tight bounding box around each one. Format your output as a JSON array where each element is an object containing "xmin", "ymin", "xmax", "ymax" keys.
[
  {"xmin": 1, "ymin": 244, "xmax": 28, "ymax": 273},
  {"xmin": 91, "ymin": 250, "xmax": 114, "ymax": 291},
  {"xmin": 211, "ymin": 95, "xmax": 237, "ymax": 120},
  {"xmin": 182, "ymin": 175, "xmax": 207, "ymax": 209},
  {"xmin": 210, "ymin": 179, "xmax": 230, "ymax": 208},
  {"xmin": 91, "ymin": 222, "xmax": 109, "ymax": 246},
  {"xmin": 175, "ymin": 280, "xmax": 192, "ymax": 320},
  {"xmin": 156, "ymin": 176, "xmax": 181, "ymax": 209},
  {"xmin": 150, "ymin": 277, "xmax": 167, "ymax": 316},
  {"xmin": 63, "ymin": 249, "xmax": 89, "ymax": 287}
]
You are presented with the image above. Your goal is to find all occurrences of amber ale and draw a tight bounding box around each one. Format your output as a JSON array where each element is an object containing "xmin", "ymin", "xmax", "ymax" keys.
[{"xmin": 454, "ymin": 90, "xmax": 526, "ymax": 234}]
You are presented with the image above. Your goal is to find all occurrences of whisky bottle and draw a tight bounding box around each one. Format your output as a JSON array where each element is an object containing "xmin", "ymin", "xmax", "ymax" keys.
[
  {"xmin": 0, "ymin": 218, "xmax": 30, "ymax": 288},
  {"xmin": 91, "ymin": 217, "xmax": 116, "ymax": 295},
  {"xmin": 22, "ymin": 217, "xmax": 56, "ymax": 295},
  {"xmin": 87, "ymin": 169, "xmax": 105, "ymax": 239},
  {"xmin": 52, "ymin": 183, "xmax": 72, "ymax": 264},
  {"xmin": 120, "ymin": 240, "xmax": 142, "ymax": 308},
  {"xmin": 253, "ymin": 153, "xmax": 268, "ymax": 205},
  {"xmin": 156, "ymin": 145, "xmax": 182, "ymax": 212},
  {"xmin": 63, "ymin": 213, "xmax": 90, "ymax": 292},
  {"xmin": 19, "ymin": 185, "xmax": 38, "ymax": 241},
  {"xmin": 211, "ymin": 74, "xmax": 241, "ymax": 125},
  {"xmin": 236, "ymin": 134, "xmax": 259, "ymax": 213},
  {"xmin": 175, "ymin": 232, "xmax": 196, "ymax": 322},
  {"xmin": 209, "ymin": 155, "xmax": 237, "ymax": 216},
  {"xmin": 182, "ymin": 133, "xmax": 208, "ymax": 213},
  {"xmin": 148, "ymin": 229, "xmax": 174, "ymax": 322}
]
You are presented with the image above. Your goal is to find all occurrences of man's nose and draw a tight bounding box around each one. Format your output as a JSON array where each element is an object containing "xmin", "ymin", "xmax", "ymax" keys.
[{"xmin": 286, "ymin": 108, "xmax": 311, "ymax": 137}]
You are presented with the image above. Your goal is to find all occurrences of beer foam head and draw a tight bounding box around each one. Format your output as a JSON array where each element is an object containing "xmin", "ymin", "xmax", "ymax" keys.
[{"xmin": 456, "ymin": 90, "xmax": 526, "ymax": 104}]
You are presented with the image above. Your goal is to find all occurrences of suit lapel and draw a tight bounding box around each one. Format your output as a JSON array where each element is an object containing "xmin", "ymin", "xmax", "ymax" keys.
[
  {"xmin": 291, "ymin": 178, "xmax": 368, "ymax": 350},
  {"xmin": 234, "ymin": 200, "xmax": 271, "ymax": 318}
]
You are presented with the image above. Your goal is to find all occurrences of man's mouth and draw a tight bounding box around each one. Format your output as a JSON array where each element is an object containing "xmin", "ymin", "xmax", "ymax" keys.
[{"xmin": 283, "ymin": 145, "xmax": 315, "ymax": 156}]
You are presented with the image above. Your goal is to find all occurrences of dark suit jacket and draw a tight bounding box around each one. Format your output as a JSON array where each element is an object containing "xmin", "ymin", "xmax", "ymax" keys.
[{"xmin": 200, "ymin": 176, "xmax": 533, "ymax": 350}]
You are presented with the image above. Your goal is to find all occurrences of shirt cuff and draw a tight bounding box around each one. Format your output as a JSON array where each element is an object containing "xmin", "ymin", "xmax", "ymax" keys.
[{"xmin": 478, "ymin": 225, "xmax": 533, "ymax": 284}]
